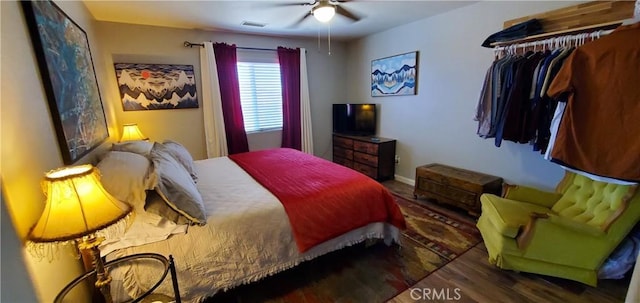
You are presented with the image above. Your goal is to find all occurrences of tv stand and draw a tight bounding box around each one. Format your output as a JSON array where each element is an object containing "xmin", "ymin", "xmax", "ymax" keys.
[{"xmin": 332, "ymin": 134, "xmax": 396, "ymax": 181}]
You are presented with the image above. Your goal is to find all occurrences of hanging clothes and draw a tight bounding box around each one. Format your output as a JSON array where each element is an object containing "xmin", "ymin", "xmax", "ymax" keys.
[
  {"xmin": 488, "ymin": 55, "xmax": 515, "ymax": 138},
  {"xmin": 546, "ymin": 23, "xmax": 640, "ymax": 182},
  {"xmin": 475, "ymin": 48, "xmax": 573, "ymax": 150},
  {"xmin": 531, "ymin": 47, "xmax": 574, "ymax": 152},
  {"xmin": 475, "ymin": 66, "xmax": 494, "ymax": 137},
  {"xmin": 500, "ymin": 51, "xmax": 544, "ymax": 144}
]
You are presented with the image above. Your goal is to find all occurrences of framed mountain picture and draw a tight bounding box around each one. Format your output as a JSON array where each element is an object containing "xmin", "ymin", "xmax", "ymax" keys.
[
  {"xmin": 114, "ymin": 63, "xmax": 199, "ymax": 111},
  {"xmin": 371, "ymin": 51, "xmax": 418, "ymax": 97}
]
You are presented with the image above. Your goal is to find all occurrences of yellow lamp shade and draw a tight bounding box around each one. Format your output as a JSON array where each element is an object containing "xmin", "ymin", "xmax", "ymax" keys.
[
  {"xmin": 28, "ymin": 165, "xmax": 132, "ymax": 242},
  {"xmin": 119, "ymin": 123, "xmax": 148, "ymax": 142}
]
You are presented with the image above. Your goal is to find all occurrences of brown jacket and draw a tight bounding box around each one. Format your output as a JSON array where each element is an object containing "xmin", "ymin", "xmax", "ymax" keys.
[{"xmin": 547, "ymin": 23, "xmax": 640, "ymax": 181}]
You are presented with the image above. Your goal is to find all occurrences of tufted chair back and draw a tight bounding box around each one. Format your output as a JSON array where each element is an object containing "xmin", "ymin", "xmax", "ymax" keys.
[{"xmin": 552, "ymin": 174, "xmax": 637, "ymax": 229}]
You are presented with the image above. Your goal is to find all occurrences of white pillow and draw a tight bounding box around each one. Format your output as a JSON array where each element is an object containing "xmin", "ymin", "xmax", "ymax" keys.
[
  {"xmin": 100, "ymin": 218, "xmax": 188, "ymax": 257},
  {"xmin": 150, "ymin": 143, "xmax": 206, "ymax": 225},
  {"xmin": 112, "ymin": 140, "xmax": 154, "ymax": 156},
  {"xmin": 97, "ymin": 151, "xmax": 156, "ymax": 213},
  {"xmin": 162, "ymin": 140, "xmax": 198, "ymax": 182}
]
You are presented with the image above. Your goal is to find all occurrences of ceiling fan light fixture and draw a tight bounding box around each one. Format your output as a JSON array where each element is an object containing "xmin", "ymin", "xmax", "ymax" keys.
[{"xmin": 313, "ymin": 5, "xmax": 336, "ymax": 23}]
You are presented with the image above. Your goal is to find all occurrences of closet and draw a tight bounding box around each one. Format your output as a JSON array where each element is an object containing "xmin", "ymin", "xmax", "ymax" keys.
[
  {"xmin": 475, "ymin": 30, "xmax": 609, "ymax": 151},
  {"xmin": 475, "ymin": 1, "xmax": 640, "ymax": 182}
]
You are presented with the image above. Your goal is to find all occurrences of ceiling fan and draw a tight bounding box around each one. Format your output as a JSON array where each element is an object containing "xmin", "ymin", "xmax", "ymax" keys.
[{"xmin": 278, "ymin": 0, "xmax": 362, "ymax": 26}]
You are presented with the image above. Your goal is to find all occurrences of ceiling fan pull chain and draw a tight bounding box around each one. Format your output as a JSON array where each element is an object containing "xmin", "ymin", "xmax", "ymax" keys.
[
  {"xmin": 328, "ymin": 22, "xmax": 332, "ymax": 56},
  {"xmin": 317, "ymin": 28, "xmax": 321, "ymax": 52}
]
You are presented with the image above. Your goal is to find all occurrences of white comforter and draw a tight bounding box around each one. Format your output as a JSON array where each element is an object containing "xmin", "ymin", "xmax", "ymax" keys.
[{"xmin": 109, "ymin": 157, "xmax": 400, "ymax": 303}]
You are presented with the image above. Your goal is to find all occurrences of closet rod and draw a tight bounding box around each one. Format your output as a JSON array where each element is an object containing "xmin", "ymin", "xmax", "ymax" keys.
[
  {"xmin": 183, "ymin": 41, "xmax": 278, "ymax": 52},
  {"xmin": 493, "ymin": 28, "xmax": 614, "ymax": 52},
  {"xmin": 490, "ymin": 20, "xmax": 622, "ymax": 47}
]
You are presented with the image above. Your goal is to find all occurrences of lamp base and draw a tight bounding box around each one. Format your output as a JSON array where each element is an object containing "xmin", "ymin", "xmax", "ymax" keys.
[{"xmin": 78, "ymin": 235, "xmax": 113, "ymax": 303}]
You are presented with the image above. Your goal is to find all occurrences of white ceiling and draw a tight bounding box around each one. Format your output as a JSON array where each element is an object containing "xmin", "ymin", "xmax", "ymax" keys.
[{"xmin": 83, "ymin": 0, "xmax": 476, "ymax": 40}]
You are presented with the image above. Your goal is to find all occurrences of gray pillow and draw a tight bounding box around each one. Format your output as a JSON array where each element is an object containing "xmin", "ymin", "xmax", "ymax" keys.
[
  {"xmin": 112, "ymin": 140, "xmax": 154, "ymax": 156},
  {"xmin": 144, "ymin": 190, "xmax": 191, "ymax": 225},
  {"xmin": 162, "ymin": 140, "xmax": 198, "ymax": 182},
  {"xmin": 150, "ymin": 143, "xmax": 206, "ymax": 225}
]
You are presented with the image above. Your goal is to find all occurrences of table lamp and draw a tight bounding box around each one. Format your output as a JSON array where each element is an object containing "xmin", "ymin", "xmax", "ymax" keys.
[
  {"xmin": 119, "ymin": 123, "xmax": 148, "ymax": 142},
  {"xmin": 27, "ymin": 164, "xmax": 132, "ymax": 303}
]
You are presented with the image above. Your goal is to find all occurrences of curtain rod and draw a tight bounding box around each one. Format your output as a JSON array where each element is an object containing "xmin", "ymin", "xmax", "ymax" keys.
[{"xmin": 183, "ymin": 41, "xmax": 278, "ymax": 52}]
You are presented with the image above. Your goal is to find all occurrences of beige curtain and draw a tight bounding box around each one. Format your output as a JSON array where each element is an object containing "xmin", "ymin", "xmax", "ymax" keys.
[
  {"xmin": 300, "ymin": 48, "xmax": 314, "ymax": 154},
  {"xmin": 199, "ymin": 42, "xmax": 228, "ymax": 157}
]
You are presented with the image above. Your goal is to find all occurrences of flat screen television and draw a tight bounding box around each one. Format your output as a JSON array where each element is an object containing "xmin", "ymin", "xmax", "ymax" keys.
[{"xmin": 333, "ymin": 103, "xmax": 377, "ymax": 136}]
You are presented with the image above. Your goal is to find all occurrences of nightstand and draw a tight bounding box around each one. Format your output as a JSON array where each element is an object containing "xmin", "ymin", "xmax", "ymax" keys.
[{"xmin": 55, "ymin": 253, "xmax": 181, "ymax": 303}]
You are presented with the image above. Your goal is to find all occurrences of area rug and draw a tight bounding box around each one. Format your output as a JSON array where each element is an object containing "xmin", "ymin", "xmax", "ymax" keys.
[{"xmin": 207, "ymin": 195, "xmax": 482, "ymax": 303}]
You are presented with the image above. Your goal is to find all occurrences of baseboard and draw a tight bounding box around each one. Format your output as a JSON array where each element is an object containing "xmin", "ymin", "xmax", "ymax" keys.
[{"xmin": 394, "ymin": 174, "xmax": 415, "ymax": 186}]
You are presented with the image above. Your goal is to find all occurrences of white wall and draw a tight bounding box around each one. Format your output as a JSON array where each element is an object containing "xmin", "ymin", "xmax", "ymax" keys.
[
  {"xmin": 1, "ymin": 0, "xmax": 115, "ymax": 301},
  {"xmin": 1, "ymin": 185, "xmax": 38, "ymax": 303},
  {"xmin": 95, "ymin": 21, "xmax": 348, "ymax": 160},
  {"xmin": 346, "ymin": 1, "xmax": 584, "ymax": 190}
]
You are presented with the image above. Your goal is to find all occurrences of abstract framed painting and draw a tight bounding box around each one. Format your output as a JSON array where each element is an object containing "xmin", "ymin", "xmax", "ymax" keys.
[
  {"xmin": 371, "ymin": 51, "xmax": 419, "ymax": 97},
  {"xmin": 22, "ymin": 0, "xmax": 109, "ymax": 165},
  {"xmin": 114, "ymin": 63, "xmax": 199, "ymax": 111}
]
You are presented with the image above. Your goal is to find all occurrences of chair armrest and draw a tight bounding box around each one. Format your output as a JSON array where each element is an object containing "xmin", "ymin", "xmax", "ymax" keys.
[
  {"xmin": 546, "ymin": 214, "xmax": 606, "ymax": 237},
  {"xmin": 502, "ymin": 184, "xmax": 562, "ymax": 208}
]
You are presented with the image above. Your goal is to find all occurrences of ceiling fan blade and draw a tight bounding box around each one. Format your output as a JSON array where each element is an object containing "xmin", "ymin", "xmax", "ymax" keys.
[
  {"xmin": 289, "ymin": 11, "xmax": 313, "ymax": 27},
  {"xmin": 270, "ymin": 1, "xmax": 316, "ymax": 7},
  {"xmin": 335, "ymin": 5, "xmax": 360, "ymax": 21}
]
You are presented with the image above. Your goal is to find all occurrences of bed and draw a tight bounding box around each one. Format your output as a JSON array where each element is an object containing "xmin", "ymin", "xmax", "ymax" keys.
[{"xmin": 96, "ymin": 142, "xmax": 406, "ymax": 303}]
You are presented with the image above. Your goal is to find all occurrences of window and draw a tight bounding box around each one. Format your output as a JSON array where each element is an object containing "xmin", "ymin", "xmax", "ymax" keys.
[{"xmin": 237, "ymin": 62, "xmax": 283, "ymax": 133}]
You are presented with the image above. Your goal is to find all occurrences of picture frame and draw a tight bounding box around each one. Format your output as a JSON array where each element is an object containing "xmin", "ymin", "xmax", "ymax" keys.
[
  {"xmin": 114, "ymin": 63, "xmax": 199, "ymax": 111},
  {"xmin": 371, "ymin": 51, "xmax": 419, "ymax": 97},
  {"xmin": 22, "ymin": 0, "xmax": 109, "ymax": 164}
]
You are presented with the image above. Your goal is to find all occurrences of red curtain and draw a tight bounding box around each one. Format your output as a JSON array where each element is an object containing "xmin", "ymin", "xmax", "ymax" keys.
[
  {"xmin": 277, "ymin": 47, "xmax": 301, "ymax": 150},
  {"xmin": 213, "ymin": 43, "xmax": 249, "ymax": 154}
]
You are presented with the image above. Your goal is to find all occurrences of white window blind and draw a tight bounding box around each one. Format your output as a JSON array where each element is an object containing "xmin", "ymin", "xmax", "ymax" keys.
[{"xmin": 237, "ymin": 62, "xmax": 283, "ymax": 133}]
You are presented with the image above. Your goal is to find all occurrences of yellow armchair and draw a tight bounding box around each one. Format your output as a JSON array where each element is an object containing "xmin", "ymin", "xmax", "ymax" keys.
[{"xmin": 477, "ymin": 172, "xmax": 640, "ymax": 286}]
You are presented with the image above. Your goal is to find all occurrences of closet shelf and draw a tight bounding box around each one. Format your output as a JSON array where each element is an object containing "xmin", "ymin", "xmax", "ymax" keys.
[{"xmin": 490, "ymin": 20, "xmax": 623, "ymax": 47}]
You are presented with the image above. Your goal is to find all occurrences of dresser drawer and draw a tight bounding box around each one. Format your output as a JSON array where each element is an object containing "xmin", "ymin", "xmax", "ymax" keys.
[
  {"xmin": 333, "ymin": 136, "xmax": 353, "ymax": 149},
  {"xmin": 354, "ymin": 151, "xmax": 378, "ymax": 167},
  {"xmin": 354, "ymin": 162, "xmax": 377, "ymax": 179},
  {"xmin": 353, "ymin": 141, "xmax": 378, "ymax": 154},
  {"xmin": 332, "ymin": 134, "xmax": 396, "ymax": 181},
  {"xmin": 333, "ymin": 147, "xmax": 353, "ymax": 160},
  {"xmin": 418, "ymin": 178, "xmax": 477, "ymax": 207},
  {"xmin": 333, "ymin": 157, "xmax": 353, "ymax": 168}
]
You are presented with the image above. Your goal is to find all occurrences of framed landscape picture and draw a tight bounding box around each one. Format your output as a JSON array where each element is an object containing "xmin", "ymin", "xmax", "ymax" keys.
[
  {"xmin": 371, "ymin": 51, "xmax": 418, "ymax": 97},
  {"xmin": 22, "ymin": 0, "xmax": 109, "ymax": 164},
  {"xmin": 114, "ymin": 63, "xmax": 199, "ymax": 111}
]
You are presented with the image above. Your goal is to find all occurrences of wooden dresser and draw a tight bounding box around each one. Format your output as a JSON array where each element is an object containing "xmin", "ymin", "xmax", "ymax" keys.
[
  {"xmin": 332, "ymin": 134, "xmax": 396, "ymax": 181},
  {"xmin": 414, "ymin": 163, "xmax": 502, "ymax": 216}
]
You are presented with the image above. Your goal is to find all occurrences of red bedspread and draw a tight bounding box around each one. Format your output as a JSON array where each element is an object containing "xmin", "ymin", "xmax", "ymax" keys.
[{"xmin": 228, "ymin": 148, "xmax": 406, "ymax": 252}]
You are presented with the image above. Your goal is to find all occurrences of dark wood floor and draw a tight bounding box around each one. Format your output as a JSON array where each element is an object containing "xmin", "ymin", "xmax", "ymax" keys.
[{"xmin": 382, "ymin": 180, "xmax": 631, "ymax": 303}]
